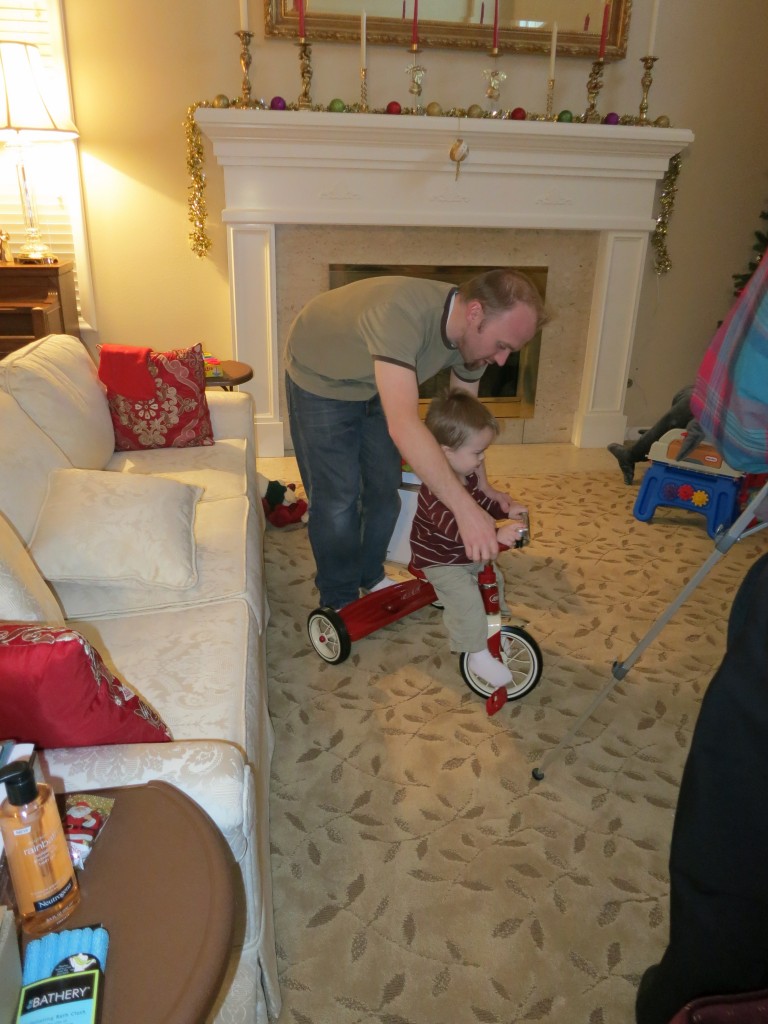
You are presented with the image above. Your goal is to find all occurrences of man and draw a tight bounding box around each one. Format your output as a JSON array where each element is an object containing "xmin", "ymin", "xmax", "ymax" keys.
[
  {"xmin": 607, "ymin": 385, "xmax": 703, "ymax": 485},
  {"xmin": 285, "ymin": 269, "xmax": 545, "ymax": 610}
]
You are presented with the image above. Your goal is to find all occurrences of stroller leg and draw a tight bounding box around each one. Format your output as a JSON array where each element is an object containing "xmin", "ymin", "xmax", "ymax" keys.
[{"xmin": 532, "ymin": 480, "xmax": 768, "ymax": 781}]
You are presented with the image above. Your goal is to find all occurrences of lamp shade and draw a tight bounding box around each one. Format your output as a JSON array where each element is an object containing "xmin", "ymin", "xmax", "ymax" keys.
[{"xmin": 0, "ymin": 41, "xmax": 77, "ymax": 141}]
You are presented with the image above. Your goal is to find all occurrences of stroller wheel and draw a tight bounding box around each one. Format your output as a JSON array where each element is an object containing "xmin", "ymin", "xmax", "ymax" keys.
[
  {"xmin": 308, "ymin": 607, "xmax": 351, "ymax": 664},
  {"xmin": 459, "ymin": 626, "xmax": 543, "ymax": 702}
]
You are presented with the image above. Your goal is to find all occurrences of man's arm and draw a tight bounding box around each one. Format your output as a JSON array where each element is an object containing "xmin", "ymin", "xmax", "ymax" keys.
[{"xmin": 375, "ymin": 361, "xmax": 499, "ymax": 561}]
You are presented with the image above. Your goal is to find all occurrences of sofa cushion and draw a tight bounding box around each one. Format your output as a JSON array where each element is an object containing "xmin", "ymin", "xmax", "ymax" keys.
[
  {"xmin": 0, "ymin": 335, "xmax": 115, "ymax": 470},
  {"xmin": 0, "ymin": 623, "xmax": 172, "ymax": 747},
  {"xmin": 0, "ymin": 513, "xmax": 64, "ymax": 624},
  {"xmin": 0, "ymin": 391, "xmax": 70, "ymax": 543},
  {"xmin": 103, "ymin": 344, "xmax": 214, "ymax": 451},
  {"xmin": 30, "ymin": 469, "xmax": 203, "ymax": 590},
  {"xmin": 106, "ymin": 438, "xmax": 248, "ymax": 502}
]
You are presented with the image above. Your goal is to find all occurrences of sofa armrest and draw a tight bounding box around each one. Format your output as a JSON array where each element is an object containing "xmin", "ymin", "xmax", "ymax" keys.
[
  {"xmin": 38, "ymin": 740, "xmax": 253, "ymax": 863},
  {"xmin": 207, "ymin": 390, "xmax": 254, "ymax": 442}
]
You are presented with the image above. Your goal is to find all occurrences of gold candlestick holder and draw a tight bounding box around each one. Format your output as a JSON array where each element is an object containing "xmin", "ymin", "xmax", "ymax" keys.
[
  {"xmin": 637, "ymin": 55, "xmax": 658, "ymax": 125},
  {"xmin": 545, "ymin": 77, "xmax": 555, "ymax": 120},
  {"xmin": 360, "ymin": 66, "xmax": 369, "ymax": 112},
  {"xmin": 583, "ymin": 57, "xmax": 605, "ymax": 123},
  {"xmin": 235, "ymin": 30, "xmax": 254, "ymax": 105},
  {"xmin": 406, "ymin": 43, "xmax": 427, "ymax": 114},
  {"xmin": 297, "ymin": 38, "xmax": 313, "ymax": 109}
]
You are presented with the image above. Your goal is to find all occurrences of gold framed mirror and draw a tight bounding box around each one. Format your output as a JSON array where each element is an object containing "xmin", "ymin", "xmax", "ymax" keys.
[{"xmin": 265, "ymin": 2, "xmax": 632, "ymax": 59}]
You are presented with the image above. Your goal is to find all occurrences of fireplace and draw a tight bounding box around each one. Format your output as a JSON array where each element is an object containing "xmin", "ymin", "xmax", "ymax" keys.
[{"xmin": 196, "ymin": 109, "xmax": 693, "ymax": 457}]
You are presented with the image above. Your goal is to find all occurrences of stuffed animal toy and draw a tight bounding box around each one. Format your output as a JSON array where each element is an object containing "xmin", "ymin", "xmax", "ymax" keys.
[{"xmin": 257, "ymin": 472, "xmax": 308, "ymax": 528}]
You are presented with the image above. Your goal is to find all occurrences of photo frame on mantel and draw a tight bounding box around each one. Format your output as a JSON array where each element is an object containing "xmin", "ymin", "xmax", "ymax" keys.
[{"xmin": 264, "ymin": 1, "xmax": 632, "ymax": 59}]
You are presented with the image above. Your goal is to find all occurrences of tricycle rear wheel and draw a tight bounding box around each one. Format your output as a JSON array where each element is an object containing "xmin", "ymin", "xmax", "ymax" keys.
[{"xmin": 459, "ymin": 626, "xmax": 542, "ymax": 702}]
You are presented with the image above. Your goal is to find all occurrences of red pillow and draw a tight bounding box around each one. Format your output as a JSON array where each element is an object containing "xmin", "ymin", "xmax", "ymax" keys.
[
  {"xmin": 0, "ymin": 624, "xmax": 172, "ymax": 747},
  {"xmin": 104, "ymin": 344, "xmax": 214, "ymax": 451}
]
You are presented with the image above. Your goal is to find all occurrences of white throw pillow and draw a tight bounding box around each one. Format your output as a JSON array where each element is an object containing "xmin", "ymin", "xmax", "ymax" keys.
[
  {"xmin": 0, "ymin": 513, "xmax": 65, "ymax": 623},
  {"xmin": 30, "ymin": 470, "xmax": 203, "ymax": 590}
]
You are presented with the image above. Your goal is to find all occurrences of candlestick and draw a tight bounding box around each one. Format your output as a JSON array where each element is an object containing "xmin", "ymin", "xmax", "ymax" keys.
[
  {"xmin": 647, "ymin": 0, "xmax": 660, "ymax": 55},
  {"xmin": 545, "ymin": 77, "xmax": 555, "ymax": 120},
  {"xmin": 492, "ymin": 0, "xmax": 499, "ymax": 50},
  {"xmin": 598, "ymin": 1, "xmax": 610, "ymax": 59},
  {"xmin": 297, "ymin": 38, "xmax": 312, "ymax": 108},
  {"xmin": 359, "ymin": 66, "xmax": 369, "ymax": 112},
  {"xmin": 297, "ymin": 0, "xmax": 305, "ymax": 39},
  {"xmin": 548, "ymin": 21, "xmax": 557, "ymax": 80},
  {"xmin": 235, "ymin": 30, "xmax": 254, "ymax": 104},
  {"xmin": 406, "ymin": 45, "xmax": 426, "ymax": 114},
  {"xmin": 239, "ymin": 0, "xmax": 249, "ymax": 33},
  {"xmin": 483, "ymin": 66, "xmax": 506, "ymax": 109},
  {"xmin": 480, "ymin": 2, "xmax": 484, "ymax": 25},
  {"xmin": 360, "ymin": 11, "xmax": 366, "ymax": 69},
  {"xmin": 583, "ymin": 57, "xmax": 605, "ymax": 122},
  {"xmin": 411, "ymin": 0, "xmax": 419, "ymax": 46},
  {"xmin": 636, "ymin": 54, "xmax": 658, "ymax": 125}
]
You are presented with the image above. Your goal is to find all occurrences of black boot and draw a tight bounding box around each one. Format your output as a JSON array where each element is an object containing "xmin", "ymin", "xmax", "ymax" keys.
[{"xmin": 607, "ymin": 442, "xmax": 635, "ymax": 485}]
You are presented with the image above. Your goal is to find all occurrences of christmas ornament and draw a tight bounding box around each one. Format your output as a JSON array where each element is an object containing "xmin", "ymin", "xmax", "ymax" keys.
[
  {"xmin": 328, "ymin": 98, "xmax": 346, "ymax": 112},
  {"xmin": 467, "ymin": 104, "xmax": 484, "ymax": 118},
  {"xmin": 602, "ymin": 112, "xmax": 620, "ymax": 125},
  {"xmin": 654, "ymin": 114, "xmax": 671, "ymax": 128},
  {"xmin": 212, "ymin": 94, "xmax": 230, "ymax": 108},
  {"xmin": 557, "ymin": 109, "xmax": 573, "ymax": 122},
  {"xmin": 386, "ymin": 100, "xmax": 402, "ymax": 115},
  {"xmin": 270, "ymin": 96, "xmax": 286, "ymax": 110},
  {"xmin": 509, "ymin": 107, "xmax": 526, "ymax": 120},
  {"xmin": 426, "ymin": 101, "xmax": 443, "ymax": 116}
]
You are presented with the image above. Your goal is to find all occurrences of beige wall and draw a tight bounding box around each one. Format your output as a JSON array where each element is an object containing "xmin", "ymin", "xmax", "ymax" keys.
[{"xmin": 62, "ymin": 0, "xmax": 768, "ymax": 434}]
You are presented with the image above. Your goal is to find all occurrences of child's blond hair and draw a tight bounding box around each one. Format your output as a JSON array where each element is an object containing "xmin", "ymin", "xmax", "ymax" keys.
[{"xmin": 425, "ymin": 390, "xmax": 499, "ymax": 450}]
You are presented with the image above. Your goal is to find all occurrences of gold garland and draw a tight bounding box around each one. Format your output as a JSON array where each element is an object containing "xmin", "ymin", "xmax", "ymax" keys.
[
  {"xmin": 184, "ymin": 101, "xmax": 212, "ymax": 258},
  {"xmin": 651, "ymin": 152, "xmax": 681, "ymax": 275}
]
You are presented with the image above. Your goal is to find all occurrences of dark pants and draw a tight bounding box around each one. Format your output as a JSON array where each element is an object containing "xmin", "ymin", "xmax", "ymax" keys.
[
  {"xmin": 285, "ymin": 374, "xmax": 402, "ymax": 609},
  {"xmin": 628, "ymin": 386, "xmax": 695, "ymax": 464},
  {"xmin": 636, "ymin": 552, "xmax": 768, "ymax": 1023}
]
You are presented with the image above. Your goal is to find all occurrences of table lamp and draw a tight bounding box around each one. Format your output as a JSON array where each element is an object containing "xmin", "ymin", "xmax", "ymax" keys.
[{"xmin": 0, "ymin": 41, "xmax": 78, "ymax": 264}]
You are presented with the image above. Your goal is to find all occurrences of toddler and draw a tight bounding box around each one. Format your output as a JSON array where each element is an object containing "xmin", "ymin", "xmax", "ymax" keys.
[{"xmin": 410, "ymin": 390, "xmax": 528, "ymax": 688}]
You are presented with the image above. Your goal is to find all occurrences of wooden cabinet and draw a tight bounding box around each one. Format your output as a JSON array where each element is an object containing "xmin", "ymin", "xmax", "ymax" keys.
[{"xmin": 0, "ymin": 261, "xmax": 80, "ymax": 358}]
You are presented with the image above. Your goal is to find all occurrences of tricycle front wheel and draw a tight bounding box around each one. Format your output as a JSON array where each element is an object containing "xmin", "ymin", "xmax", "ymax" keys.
[{"xmin": 460, "ymin": 626, "xmax": 543, "ymax": 702}]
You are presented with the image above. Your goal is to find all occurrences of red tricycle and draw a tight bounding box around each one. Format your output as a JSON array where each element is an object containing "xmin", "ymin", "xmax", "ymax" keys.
[{"xmin": 306, "ymin": 518, "xmax": 543, "ymax": 714}]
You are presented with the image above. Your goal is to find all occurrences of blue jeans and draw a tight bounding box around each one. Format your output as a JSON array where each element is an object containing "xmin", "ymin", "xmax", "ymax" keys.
[{"xmin": 286, "ymin": 375, "xmax": 402, "ymax": 608}]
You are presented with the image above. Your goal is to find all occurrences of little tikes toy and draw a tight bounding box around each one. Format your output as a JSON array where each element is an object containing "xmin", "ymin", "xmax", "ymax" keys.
[{"xmin": 307, "ymin": 518, "xmax": 542, "ymax": 714}]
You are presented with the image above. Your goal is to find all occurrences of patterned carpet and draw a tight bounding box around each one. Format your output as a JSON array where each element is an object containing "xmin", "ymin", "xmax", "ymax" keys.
[{"xmin": 265, "ymin": 470, "xmax": 765, "ymax": 1024}]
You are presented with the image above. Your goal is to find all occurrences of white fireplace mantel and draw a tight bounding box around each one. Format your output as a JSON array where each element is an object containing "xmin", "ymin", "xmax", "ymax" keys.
[{"xmin": 197, "ymin": 109, "xmax": 693, "ymax": 456}]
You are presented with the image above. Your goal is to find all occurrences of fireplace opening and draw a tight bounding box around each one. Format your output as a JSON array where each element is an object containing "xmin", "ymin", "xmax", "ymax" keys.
[{"xmin": 329, "ymin": 264, "xmax": 546, "ymax": 419}]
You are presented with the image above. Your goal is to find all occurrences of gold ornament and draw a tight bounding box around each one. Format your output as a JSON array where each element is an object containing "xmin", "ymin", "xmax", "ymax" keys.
[
  {"xmin": 651, "ymin": 152, "xmax": 682, "ymax": 275},
  {"xmin": 467, "ymin": 104, "xmax": 484, "ymax": 118},
  {"xmin": 212, "ymin": 94, "xmax": 231, "ymax": 108},
  {"xmin": 184, "ymin": 101, "xmax": 213, "ymax": 259},
  {"xmin": 426, "ymin": 101, "xmax": 442, "ymax": 116}
]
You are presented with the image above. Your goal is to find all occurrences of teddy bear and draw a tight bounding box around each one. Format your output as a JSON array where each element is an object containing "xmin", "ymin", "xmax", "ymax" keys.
[{"xmin": 257, "ymin": 473, "xmax": 308, "ymax": 529}]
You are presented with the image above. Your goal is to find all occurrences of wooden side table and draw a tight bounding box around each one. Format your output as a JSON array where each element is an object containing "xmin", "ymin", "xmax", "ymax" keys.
[
  {"xmin": 18, "ymin": 781, "xmax": 236, "ymax": 1024},
  {"xmin": 0, "ymin": 261, "xmax": 80, "ymax": 358},
  {"xmin": 205, "ymin": 360, "xmax": 253, "ymax": 392}
]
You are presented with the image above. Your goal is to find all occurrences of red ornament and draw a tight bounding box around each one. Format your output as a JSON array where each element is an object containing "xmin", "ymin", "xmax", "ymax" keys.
[
  {"xmin": 509, "ymin": 107, "xmax": 526, "ymax": 120},
  {"xmin": 386, "ymin": 100, "xmax": 402, "ymax": 115}
]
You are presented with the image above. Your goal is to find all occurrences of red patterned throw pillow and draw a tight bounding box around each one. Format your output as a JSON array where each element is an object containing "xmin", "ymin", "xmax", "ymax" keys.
[
  {"xmin": 102, "ymin": 343, "xmax": 214, "ymax": 451},
  {"xmin": 0, "ymin": 624, "xmax": 172, "ymax": 747}
]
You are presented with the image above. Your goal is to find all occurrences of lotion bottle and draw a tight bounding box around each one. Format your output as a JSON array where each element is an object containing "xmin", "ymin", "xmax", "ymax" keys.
[{"xmin": 0, "ymin": 760, "xmax": 80, "ymax": 936}]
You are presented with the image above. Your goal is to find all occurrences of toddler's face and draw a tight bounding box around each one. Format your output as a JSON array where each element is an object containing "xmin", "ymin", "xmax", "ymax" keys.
[{"xmin": 443, "ymin": 426, "xmax": 495, "ymax": 479}]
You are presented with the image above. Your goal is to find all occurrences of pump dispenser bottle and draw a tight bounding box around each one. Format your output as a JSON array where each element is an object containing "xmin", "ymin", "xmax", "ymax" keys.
[{"xmin": 0, "ymin": 760, "xmax": 80, "ymax": 935}]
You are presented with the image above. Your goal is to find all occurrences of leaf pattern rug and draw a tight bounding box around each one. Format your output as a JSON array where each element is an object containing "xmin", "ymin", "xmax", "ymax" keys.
[{"xmin": 265, "ymin": 470, "xmax": 765, "ymax": 1024}]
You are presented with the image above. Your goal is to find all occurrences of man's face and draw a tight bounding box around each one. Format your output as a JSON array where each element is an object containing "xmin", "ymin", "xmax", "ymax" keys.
[{"xmin": 457, "ymin": 300, "xmax": 539, "ymax": 370}]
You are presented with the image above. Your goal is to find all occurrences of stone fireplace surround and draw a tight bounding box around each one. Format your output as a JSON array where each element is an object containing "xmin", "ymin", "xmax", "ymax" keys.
[{"xmin": 197, "ymin": 109, "xmax": 693, "ymax": 457}]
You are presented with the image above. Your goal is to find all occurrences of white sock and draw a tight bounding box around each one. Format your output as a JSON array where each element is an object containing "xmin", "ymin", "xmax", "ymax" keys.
[
  {"xmin": 467, "ymin": 649, "xmax": 512, "ymax": 687},
  {"xmin": 366, "ymin": 576, "xmax": 399, "ymax": 593}
]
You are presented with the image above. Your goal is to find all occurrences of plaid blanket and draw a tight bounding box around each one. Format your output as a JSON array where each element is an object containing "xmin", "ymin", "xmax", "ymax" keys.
[{"xmin": 692, "ymin": 256, "xmax": 768, "ymax": 473}]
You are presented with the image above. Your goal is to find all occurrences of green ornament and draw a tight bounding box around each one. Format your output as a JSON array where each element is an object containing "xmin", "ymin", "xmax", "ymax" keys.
[
  {"xmin": 328, "ymin": 98, "xmax": 346, "ymax": 112},
  {"xmin": 426, "ymin": 101, "xmax": 443, "ymax": 117},
  {"xmin": 467, "ymin": 104, "xmax": 484, "ymax": 118},
  {"xmin": 557, "ymin": 109, "xmax": 573, "ymax": 123}
]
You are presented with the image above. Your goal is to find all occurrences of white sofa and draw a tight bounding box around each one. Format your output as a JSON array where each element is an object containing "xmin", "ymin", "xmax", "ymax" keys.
[{"xmin": 0, "ymin": 334, "xmax": 280, "ymax": 1023}]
